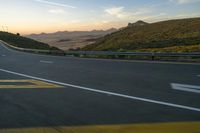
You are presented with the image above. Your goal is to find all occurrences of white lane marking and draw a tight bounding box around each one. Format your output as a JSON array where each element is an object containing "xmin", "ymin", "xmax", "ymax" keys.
[
  {"xmin": 0, "ymin": 68, "xmax": 200, "ymax": 112},
  {"xmin": 1, "ymin": 55, "xmax": 6, "ymax": 57},
  {"xmin": 197, "ymin": 75, "xmax": 200, "ymax": 77},
  {"xmin": 40, "ymin": 60, "xmax": 53, "ymax": 64},
  {"xmin": 0, "ymin": 43, "xmax": 13, "ymax": 52},
  {"xmin": 171, "ymin": 83, "xmax": 200, "ymax": 94}
]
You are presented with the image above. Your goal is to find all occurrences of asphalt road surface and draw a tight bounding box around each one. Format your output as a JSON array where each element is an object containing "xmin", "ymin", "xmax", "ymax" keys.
[{"xmin": 0, "ymin": 43, "xmax": 200, "ymax": 132}]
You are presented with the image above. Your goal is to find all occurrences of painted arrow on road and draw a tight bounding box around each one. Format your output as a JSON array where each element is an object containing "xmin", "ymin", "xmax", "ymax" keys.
[{"xmin": 171, "ymin": 83, "xmax": 200, "ymax": 94}]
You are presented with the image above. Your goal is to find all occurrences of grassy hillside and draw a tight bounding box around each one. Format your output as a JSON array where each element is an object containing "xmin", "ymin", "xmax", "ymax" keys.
[
  {"xmin": 0, "ymin": 32, "xmax": 59, "ymax": 50},
  {"xmin": 83, "ymin": 18, "xmax": 200, "ymax": 52}
]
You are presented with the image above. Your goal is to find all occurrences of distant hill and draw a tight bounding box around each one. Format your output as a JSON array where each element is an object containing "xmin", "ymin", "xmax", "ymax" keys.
[
  {"xmin": 128, "ymin": 20, "xmax": 149, "ymax": 27},
  {"xmin": 83, "ymin": 18, "xmax": 200, "ymax": 52},
  {"xmin": 0, "ymin": 32, "xmax": 60, "ymax": 50},
  {"xmin": 26, "ymin": 28, "xmax": 118, "ymax": 50}
]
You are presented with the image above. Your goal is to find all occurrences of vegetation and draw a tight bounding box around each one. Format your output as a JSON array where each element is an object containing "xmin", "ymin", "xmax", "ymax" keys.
[
  {"xmin": 83, "ymin": 18, "xmax": 200, "ymax": 52},
  {"xmin": 0, "ymin": 31, "xmax": 60, "ymax": 50}
]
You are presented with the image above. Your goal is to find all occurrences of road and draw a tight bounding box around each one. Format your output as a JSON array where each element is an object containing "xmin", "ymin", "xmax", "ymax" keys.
[{"xmin": 0, "ymin": 43, "xmax": 200, "ymax": 132}]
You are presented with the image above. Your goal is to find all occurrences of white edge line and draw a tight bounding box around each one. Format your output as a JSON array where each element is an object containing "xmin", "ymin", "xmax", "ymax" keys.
[
  {"xmin": 0, "ymin": 68, "xmax": 200, "ymax": 112},
  {"xmin": 0, "ymin": 43, "xmax": 12, "ymax": 51}
]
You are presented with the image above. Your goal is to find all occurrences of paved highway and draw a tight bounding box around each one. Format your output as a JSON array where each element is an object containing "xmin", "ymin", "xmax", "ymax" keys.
[{"xmin": 0, "ymin": 43, "xmax": 200, "ymax": 132}]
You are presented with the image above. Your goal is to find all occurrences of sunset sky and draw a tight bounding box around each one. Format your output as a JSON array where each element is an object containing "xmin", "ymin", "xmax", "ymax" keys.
[{"xmin": 0, "ymin": 0, "xmax": 200, "ymax": 34}]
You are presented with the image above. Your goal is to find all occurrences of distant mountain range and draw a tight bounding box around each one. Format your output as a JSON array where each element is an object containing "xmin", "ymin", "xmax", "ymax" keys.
[
  {"xmin": 26, "ymin": 28, "xmax": 117, "ymax": 50},
  {"xmin": 83, "ymin": 18, "xmax": 200, "ymax": 52}
]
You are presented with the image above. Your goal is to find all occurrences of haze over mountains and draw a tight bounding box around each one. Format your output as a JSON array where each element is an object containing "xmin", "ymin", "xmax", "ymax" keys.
[{"xmin": 26, "ymin": 28, "xmax": 117, "ymax": 50}]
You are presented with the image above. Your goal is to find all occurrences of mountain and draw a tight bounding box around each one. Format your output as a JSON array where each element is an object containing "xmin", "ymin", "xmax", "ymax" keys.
[
  {"xmin": 128, "ymin": 20, "xmax": 149, "ymax": 27},
  {"xmin": 0, "ymin": 32, "xmax": 59, "ymax": 50},
  {"xmin": 26, "ymin": 28, "xmax": 117, "ymax": 50},
  {"xmin": 82, "ymin": 18, "xmax": 200, "ymax": 52}
]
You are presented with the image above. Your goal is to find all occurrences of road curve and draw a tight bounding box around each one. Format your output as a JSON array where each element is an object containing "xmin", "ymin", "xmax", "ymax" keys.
[{"xmin": 0, "ymin": 43, "xmax": 200, "ymax": 132}]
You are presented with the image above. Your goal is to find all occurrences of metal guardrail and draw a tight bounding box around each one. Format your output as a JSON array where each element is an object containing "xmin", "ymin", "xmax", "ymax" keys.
[
  {"xmin": 0, "ymin": 40, "xmax": 65, "ymax": 55},
  {"xmin": 1, "ymin": 40, "xmax": 200, "ymax": 60},
  {"xmin": 65, "ymin": 51, "xmax": 200, "ymax": 58}
]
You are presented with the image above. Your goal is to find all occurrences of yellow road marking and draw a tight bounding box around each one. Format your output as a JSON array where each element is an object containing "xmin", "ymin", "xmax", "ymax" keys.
[
  {"xmin": 0, "ymin": 122, "xmax": 199, "ymax": 133},
  {"xmin": 0, "ymin": 80, "xmax": 63, "ymax": 89}
]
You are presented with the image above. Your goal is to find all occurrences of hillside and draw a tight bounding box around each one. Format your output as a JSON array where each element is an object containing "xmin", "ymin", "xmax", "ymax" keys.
[
  {"xmin": 26, "ymin": 28, "xmax": 117, "ymax": 50},
  {"xmin": 82, "ymin": 18, "xmax": 200, "ymax": 52},
  {"xmin": 0, "ymin": 32, "xmax": 59, "ymax": 50}
]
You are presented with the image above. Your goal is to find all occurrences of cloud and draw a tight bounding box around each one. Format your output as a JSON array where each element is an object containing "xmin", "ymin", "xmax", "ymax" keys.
[
  {"xmin": 34, "ymin": 0, "xmax": 76, "ymax": 8},
  {"xmin": 104, "ymin": 7, "xmax": 127, "ymax": 18},
  {"xmin": 69, "ymin": 20, "xmax": 81, "ymax": 23},
  {"xmin": 49, "ymin": 9, "xmax": 66, "ymax": 14},
  {"xmin": 132, "ymin": 8, "xmax": 152, "ymax": 16},
  {"xmin": 169, "ymin": 0, "xmax": 200, "ymax": 4},
  {"xmin": 175, "ymin": 13, "xmax": 200, "ymax": 18},
  {"xmin": 141, "ymin": 13, "xmax": 167, "ymax": 20},
  {"xmin": 104, "ymin": 6, "xmax": 152, "ymax": 20}
]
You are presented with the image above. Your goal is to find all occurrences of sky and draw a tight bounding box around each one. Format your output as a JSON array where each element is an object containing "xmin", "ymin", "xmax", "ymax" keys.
[{"xmin": 0, "ymin": 0, "xmax": 200, "ymax": 34}]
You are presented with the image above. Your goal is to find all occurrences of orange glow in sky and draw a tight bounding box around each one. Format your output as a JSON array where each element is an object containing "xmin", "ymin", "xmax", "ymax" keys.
[{"xmin": 0, "ymin": 0, "xmax": 199, "ymax": 35}]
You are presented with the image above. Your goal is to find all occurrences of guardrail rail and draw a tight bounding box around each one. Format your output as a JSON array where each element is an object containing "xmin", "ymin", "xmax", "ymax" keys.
[
  {"xmin": 0, "ymin": 40, "xmax": 65, "ymax": 55},
  {"xmin": 1, "ymin": 40, "xmax": 200, "ymax": 61},
  {"xmin": 65, "ymin": 50, "xmax": 200, "ymax": 60}
]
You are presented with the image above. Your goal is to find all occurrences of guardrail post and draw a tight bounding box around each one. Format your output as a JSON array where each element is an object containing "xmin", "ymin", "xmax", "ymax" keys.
[{"xmin": 152, "ymin": 53, "xmax": 155, "ymax": 60}]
